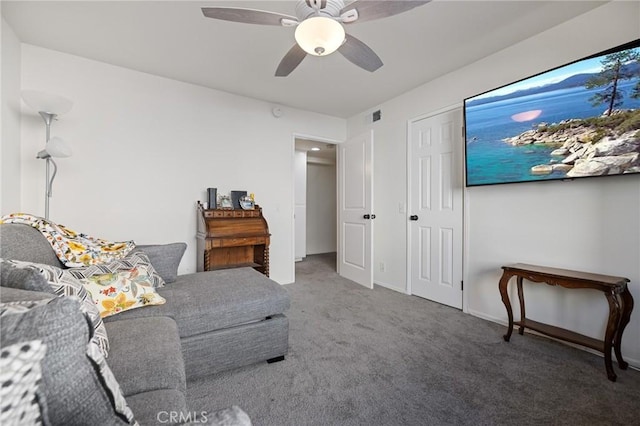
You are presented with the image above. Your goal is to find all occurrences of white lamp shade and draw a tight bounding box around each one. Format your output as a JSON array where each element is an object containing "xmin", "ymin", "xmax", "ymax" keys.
[
  {"xmin": 22, "ymin": 90, "xmax": 73, "ymax": 115},
  {"xmin": 42, "ymin": 137, "xmax": 72, "ymax": 158},
  {"xmin": 295, "ymin": 17, "xmax": 345, "ymax": 56}
]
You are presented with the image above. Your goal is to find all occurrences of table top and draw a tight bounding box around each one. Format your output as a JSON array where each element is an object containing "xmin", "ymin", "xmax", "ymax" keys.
[{"xmin": 502, "ymin": 263, "xmax": 629, "ymax": 286}]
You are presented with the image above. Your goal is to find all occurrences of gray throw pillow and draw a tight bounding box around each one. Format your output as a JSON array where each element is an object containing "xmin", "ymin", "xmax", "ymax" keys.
[
  {"xmin": 0, "ymin": 297, "xmax": 137, "ymax": 425},
  {"xmin": 0, "ymin": 287, "xmax": 54, "ymax": 304},
  {"xmin": 133, "ymin": 243, "xmax": 186, "ymax": 284},
  {"xmin": 0, "ymin": 259, "xmax": 54, "ymax": 294}
]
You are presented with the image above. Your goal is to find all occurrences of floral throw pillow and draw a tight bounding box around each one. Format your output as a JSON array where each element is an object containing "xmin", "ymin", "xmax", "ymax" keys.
[
  {"xmin": 69, "ymin": 251, "xmax": 166, "ymax": 288},
  {"xmin": 77, "ymin": 268, "xmax": 166, "ymax": 318}
]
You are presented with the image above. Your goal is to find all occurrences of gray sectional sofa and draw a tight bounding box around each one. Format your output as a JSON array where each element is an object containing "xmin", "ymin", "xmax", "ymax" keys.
[{"xmin": 0, "ymin": 223, "xmax": 291, "ymax": 425}]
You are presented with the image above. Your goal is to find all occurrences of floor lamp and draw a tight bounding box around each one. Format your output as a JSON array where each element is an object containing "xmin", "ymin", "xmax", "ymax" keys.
[{"xmin": 22, "ymin": 90, "xmax": 73, "ymax": 220}]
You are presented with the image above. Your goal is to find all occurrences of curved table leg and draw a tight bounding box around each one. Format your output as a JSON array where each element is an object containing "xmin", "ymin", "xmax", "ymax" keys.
[
  {"xmin": 614, "ymin": 287, "xmax": 634, "ymax": 370},
  {"xmin": 517, "ymin": 276, "xmax": 525, "ymax": 335},
  {"xmin": 604, "ymin": 292, "xmax": 621, "ymax": 382},
  {"xmin": 499, "ymin": 271, "xmax": 515, "ymax": 342}
]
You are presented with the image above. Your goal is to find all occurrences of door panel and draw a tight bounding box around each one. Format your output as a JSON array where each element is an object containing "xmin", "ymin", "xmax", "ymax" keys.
[
  {"xmin": 419, "ymin": 226, "xmax": 431, "ymax": 281},
  {"xmin": 409, "ymin": 108, "xmax": 463, "ymax": 308},
  {"xmin": 344, "ymin": 142, "xmax": 365, "ymax": 208},
  {"xmin": 343, "ymin": 223, "xmax": 365, "ymax": 267},
  {"xmin": 440, "ymin": 227, "xmax": 453, "ymax": 286},
  {"xmin": 338, "ymin": 131, "xmax": 373, "ymax": 288}
]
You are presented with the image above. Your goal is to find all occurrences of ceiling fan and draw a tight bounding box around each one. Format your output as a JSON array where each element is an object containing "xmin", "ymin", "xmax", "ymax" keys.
[{"xmin": 202, "ymin": 0, "xmax": 431, "ymax": 76}]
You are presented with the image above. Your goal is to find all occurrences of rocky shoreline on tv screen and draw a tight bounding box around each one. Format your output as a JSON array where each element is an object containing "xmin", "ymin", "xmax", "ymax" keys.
[{"xmin": 503, "ymin": 108, "xmax": 640, "ymax": 178}]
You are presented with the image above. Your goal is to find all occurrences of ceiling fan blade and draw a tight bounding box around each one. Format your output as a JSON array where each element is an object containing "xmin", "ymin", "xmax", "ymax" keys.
[
  {"xmin": 276, "ymin": 44, "xmax": 307, "ymax": 77},
  {"xmin": 338, "ymin": 34, "xmax": 383, "ymax": 72},
  {"xmin": 202, "ymin": 7, "xmax": 298, "ymax": 26},
  {"xmin": 340, "ymin": 0, "xmax": 431, "ymax": 24}
]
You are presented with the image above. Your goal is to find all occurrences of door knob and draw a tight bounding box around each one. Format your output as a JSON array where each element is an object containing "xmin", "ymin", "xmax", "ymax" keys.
[
  {"xmin": 409, "ymin": 215, "xmax": 419, "ymax": 221},
  {"xmin": 363, "ymin": 214, "xmax": 370, "ymax": 219}
]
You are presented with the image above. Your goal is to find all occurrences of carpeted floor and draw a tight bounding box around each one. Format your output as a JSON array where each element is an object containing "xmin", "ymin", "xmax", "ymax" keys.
[{"xmin": 188, "ymin": 253, "xmax": 640, "ymax": 425}]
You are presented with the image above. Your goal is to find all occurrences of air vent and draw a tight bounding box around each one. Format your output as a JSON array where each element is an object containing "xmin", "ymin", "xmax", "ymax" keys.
[{"xmin": 373, "ymin": 110, "xmax": 381, "ymax": 122}]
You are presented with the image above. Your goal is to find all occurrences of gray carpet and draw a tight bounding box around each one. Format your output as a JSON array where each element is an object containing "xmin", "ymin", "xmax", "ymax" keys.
[{"xmin": 188, "ymin": 253, "xmax": 640, "ymax": 425}]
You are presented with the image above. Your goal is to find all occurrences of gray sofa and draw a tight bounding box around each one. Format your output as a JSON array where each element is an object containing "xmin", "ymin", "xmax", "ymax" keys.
[{"xmin": 0, "ymin": 223, "xmax": 290, "ymax": 425}]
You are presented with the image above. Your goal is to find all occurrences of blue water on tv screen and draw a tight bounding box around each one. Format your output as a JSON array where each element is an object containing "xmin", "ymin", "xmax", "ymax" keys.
[{"xmin": 464, "ymin": 39, "xmax": 640, "ymax": 187}]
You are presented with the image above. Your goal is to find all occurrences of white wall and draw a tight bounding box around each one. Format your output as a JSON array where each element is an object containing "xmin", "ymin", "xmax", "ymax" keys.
[
  {"xmin": 347, "ymin": 2, "xmax": 640, "ymax": 366},
  {"xmin": 1, "ymin": 17, "xmax": 22, "ymax": 213},
  {"xmin": 18, "ymin": 44, "xmax": 346, "ymax": 284},
  {"xmin": 306, "ymin": 160, "xmax": 336, "ymax": 255}
]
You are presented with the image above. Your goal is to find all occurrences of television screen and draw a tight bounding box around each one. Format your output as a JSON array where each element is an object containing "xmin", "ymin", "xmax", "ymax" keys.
[{"xmin": 464, "ymin": 39, "xmax": 640, "ymax": 187}]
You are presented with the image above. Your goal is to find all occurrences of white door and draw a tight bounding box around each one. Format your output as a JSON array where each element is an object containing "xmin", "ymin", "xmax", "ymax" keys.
[
  {"xmin": 338, "ymin": 130, "xmax": 373, "ymax": 288},
  {"xmin": 408, "ymin": 108, "xmax": 463, "ymax": 308}
]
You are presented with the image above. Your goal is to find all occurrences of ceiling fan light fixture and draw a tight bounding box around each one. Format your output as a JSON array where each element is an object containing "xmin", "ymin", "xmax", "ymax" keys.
[{"xmin": 294, "ymin": 16, "xmax": 345, "ymax": 56}]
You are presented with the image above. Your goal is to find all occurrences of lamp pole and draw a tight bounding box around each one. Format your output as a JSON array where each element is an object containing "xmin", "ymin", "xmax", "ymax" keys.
[
  {"xmin": 22, "ymin": 90, "xmax": 73, "ymax": 221},
  {"xmin": 37, "ymin": 112, "xmax": 58, "ymax": 220}
]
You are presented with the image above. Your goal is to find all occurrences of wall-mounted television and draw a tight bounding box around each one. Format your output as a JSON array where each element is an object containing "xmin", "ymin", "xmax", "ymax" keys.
[{"xmin": 464, "ymin": 39, "xmax": 640, "ymax": 187}]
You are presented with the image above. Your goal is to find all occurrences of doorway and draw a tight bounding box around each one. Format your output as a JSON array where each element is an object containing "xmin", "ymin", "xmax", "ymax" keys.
[{"xmin": 294, "ymin": 138, "xmax": 337, "ymax": 274}]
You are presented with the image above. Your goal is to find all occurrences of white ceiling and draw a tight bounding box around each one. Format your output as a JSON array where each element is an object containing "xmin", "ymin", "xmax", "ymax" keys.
[{"xmin": 2, "ymin": 1, "xmax": 606, "ymax": 118}]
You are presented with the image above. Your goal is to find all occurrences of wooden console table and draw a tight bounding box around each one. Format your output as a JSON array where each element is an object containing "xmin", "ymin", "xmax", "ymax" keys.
[
  {"xmin": 498, "ymin": 263, "xmax": 633, "ymax": 381},
  {"xmin": 196, "ymin": 202, "xmax": 270, "ymax": 276}
]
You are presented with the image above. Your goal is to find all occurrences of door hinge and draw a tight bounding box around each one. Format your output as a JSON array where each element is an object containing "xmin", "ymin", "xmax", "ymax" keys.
[{"xmin": 461, "ymin": 280, "xmax": 464, "ymax": 291}]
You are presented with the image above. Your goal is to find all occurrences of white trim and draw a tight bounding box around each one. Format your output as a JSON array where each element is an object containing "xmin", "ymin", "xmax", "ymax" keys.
[
  {"xmin": 462, "ymin": 192, "xmax": 470, "ymax": 314},
  {"xmin": 374, "ymin": 280, "xmax": 406, "ymax": 294},
  {"xmin": 291, "ymin": 133, "xmax": 342, "ymax": 283},
  {"xmin": 409, "ymin": 103, "xmax": 461, "ymax": 123},
  {"xmin": 405, "ymin": 119, "xmax": 412, "ymax": 296},
  {"xmin": 294, "ymin": 133, "xmax": 342, "ymax": 145}
]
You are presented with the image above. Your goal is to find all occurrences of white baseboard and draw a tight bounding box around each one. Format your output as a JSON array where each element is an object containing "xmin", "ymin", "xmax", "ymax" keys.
[{"xmin": 374, "ymin": 280, "xmax": 406, "ymax": 294}]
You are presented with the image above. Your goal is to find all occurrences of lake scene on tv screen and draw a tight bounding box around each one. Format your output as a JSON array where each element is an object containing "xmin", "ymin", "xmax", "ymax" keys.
[{"xmin": 465, "ymin": 41, "xmax": 640, "ymax": 186}]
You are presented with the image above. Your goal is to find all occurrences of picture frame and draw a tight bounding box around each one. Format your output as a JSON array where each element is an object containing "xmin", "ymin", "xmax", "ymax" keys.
[
  {"xmin": 231, "ymin": 190, "xmax": 247, "ymax": 209},
  {"xmin": 218, "ymin": 194, "xmax": 233, "ymax": 209}
]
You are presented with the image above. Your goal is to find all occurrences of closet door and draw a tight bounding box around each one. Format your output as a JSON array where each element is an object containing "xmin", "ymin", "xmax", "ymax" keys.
[{"xmin": 408, "ymin": 108, "xmax": 463, "ymax": 309}]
